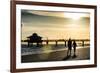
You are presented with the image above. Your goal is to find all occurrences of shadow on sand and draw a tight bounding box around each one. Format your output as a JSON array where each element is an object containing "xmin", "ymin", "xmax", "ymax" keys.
[{"xmin": 63, "ymin": 55, "xmax": 77, "ymax": 60}]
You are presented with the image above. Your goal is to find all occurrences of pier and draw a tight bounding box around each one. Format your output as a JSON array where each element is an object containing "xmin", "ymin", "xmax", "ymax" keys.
[{"xmin": 22, "ymin": 39, "xmax": 90, "ymax": 47}]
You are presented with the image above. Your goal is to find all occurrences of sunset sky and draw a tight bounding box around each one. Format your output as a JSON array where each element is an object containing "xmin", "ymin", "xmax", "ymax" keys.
[{"xmin": 21, "ymin": 10, "xmax": 90, "ymax": 40}]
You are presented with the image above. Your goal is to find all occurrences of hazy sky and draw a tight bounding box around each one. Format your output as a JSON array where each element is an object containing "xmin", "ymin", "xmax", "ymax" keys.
[{"xmin": 21, "ymin": 10, "xmax": 90, "ymax": 40}]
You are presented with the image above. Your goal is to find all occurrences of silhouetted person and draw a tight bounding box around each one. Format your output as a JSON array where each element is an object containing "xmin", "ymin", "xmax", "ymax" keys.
[
  {"xmin": 73, "ymin": 40, "xmax": 77, "ymax": 57},
  {"xmin": 67, "ymin": 38, "xmax": 72, "ymax": 56}
]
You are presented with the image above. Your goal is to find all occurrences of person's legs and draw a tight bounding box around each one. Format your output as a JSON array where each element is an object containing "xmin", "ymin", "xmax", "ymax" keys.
[
  {"xmin": 74, "ymin": 47, "xmax": 76, "ymax": 55},
  {"xmin": 73, "ymin": 47, "xmax": 77, "ymax": 58},
  {"xmin": 70, "ymin": 49, "xmax": 71, "ymax": 56},
  {"xmin": 67, "ymin": 49, "xmax": 69, "ymax": 56}
]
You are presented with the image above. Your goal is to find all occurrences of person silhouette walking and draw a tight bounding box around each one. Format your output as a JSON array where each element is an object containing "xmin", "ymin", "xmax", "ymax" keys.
[
  {"xmin": 67, "ymin": 38, "xmax": 72, "ymax": 56},
  {"xmin": 73, "ymin": 40, "xmax": 77, "ymax": 57}
]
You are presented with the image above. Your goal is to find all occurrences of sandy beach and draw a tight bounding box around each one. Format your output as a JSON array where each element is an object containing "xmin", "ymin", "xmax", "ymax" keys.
[{"xmin": 21, "ymin": 44, "xmax": 90, "ymax": 63}]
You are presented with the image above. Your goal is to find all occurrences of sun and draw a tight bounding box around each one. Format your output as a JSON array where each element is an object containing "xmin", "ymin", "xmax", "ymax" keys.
[
  {"xmin": 64, "ymin": 13, "xmax": 81, "ymax": 20},
  {"xmin": 71, "ymin": 16, "xmax": 80, "ymax": 20}
]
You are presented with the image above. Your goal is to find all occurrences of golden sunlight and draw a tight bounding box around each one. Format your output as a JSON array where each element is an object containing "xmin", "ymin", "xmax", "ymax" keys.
[{"xmin": 64, "ymin": 13, "xmax": 80, "ymax": 20}]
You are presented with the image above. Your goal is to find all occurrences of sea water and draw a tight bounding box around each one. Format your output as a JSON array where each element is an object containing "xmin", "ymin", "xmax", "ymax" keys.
[{"xmin": 21, "ymin": 42, "xmax": 90, "ymax": 56}]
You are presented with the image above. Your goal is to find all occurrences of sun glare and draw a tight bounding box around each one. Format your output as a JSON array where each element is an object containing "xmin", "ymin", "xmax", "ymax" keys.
[
  {"xmin": 64, "ymin": 13, "xmax": 81, "ymax": 20},
  {"xmin": 71, "ymin": 16, "xmax": 80, "ymax": 20}
]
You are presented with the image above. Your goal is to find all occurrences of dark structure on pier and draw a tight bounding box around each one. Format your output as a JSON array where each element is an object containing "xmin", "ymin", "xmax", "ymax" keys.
[{"xmin": 27, "ymin": 33, "xmax": 42, "ymax": 47}]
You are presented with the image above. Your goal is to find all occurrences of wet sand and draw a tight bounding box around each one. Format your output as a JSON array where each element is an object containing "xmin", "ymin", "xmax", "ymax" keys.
[{"xmin": 21, "ymin": 45, "xmax": 90, "ymax": 63}]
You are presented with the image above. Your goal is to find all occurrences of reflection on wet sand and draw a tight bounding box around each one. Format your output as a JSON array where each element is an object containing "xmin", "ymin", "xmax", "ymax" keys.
[{"xmin": 21, "ymin": 44, "xmax": 90, "ymax": 63}]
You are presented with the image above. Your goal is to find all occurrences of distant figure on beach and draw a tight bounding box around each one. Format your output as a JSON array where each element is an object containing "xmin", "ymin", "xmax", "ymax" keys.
[
  {"xmin": 73, "ymin": 40, "xmax": 77, "ymax": 57},
  {"xmin": 67, "ymin": 38, "xmax": 72, "ymax": 56}
]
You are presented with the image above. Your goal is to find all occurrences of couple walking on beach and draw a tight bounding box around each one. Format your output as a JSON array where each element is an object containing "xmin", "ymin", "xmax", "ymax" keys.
[{"xmin": 67, "ymin": 38, "xmax": 77, "ymax": 57}]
